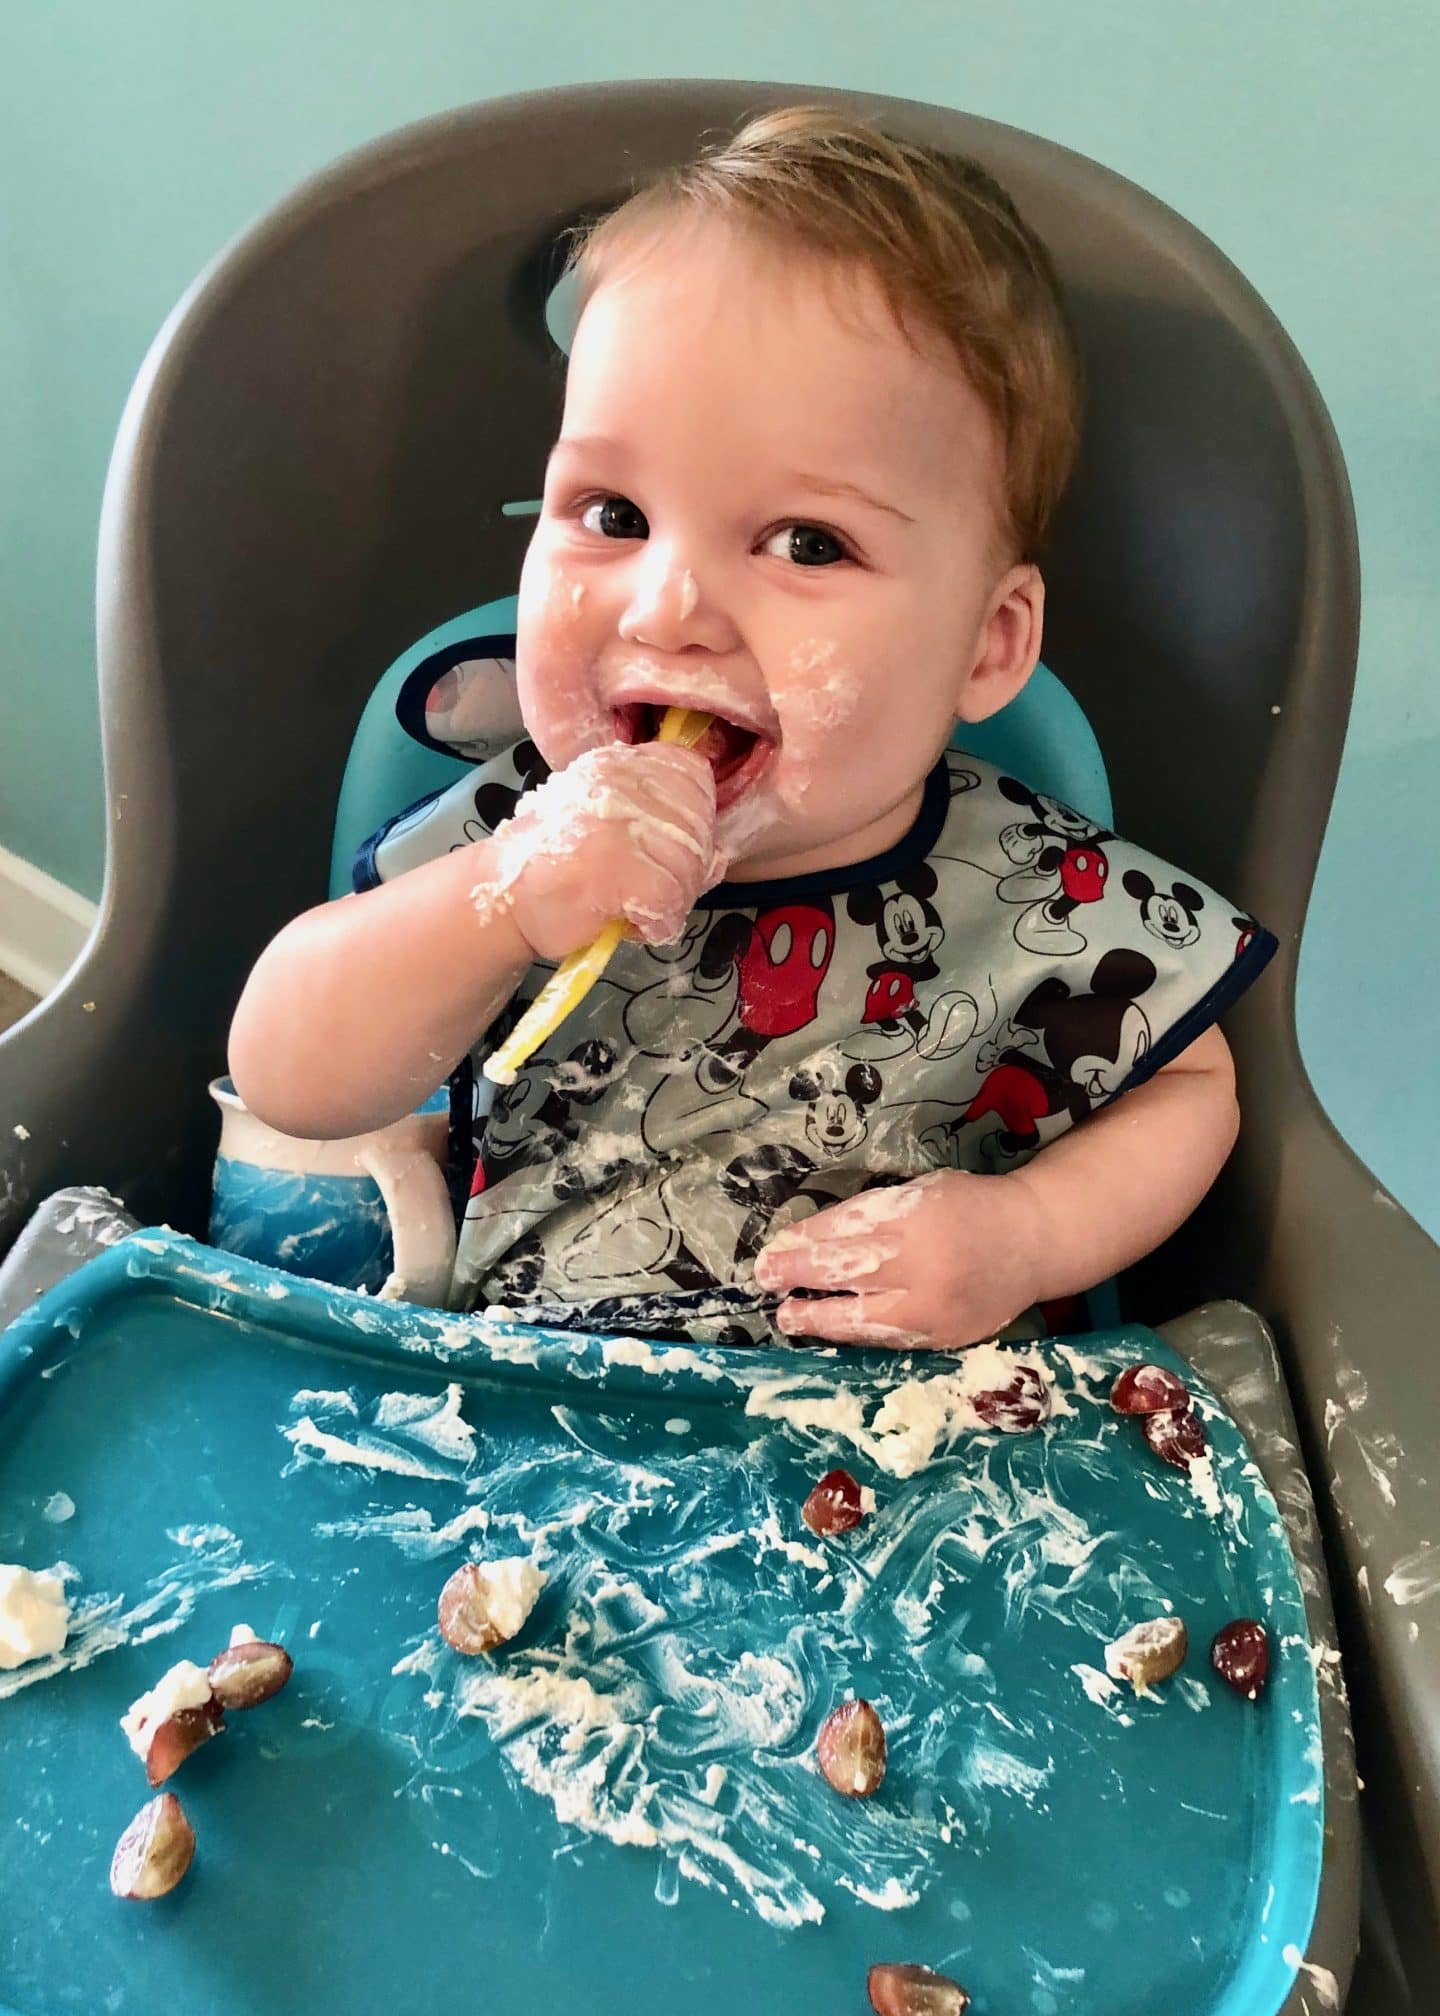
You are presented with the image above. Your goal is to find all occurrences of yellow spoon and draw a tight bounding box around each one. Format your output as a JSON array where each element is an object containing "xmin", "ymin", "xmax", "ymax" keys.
[{"xmin": 482, "ymin": 706, "xmax": 714, "ymax": 1084}]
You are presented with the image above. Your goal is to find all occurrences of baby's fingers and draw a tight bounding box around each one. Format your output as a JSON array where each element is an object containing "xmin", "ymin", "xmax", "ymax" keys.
[
  {"xmin": 762, "ymin": 1179, "xmax": 935, "ymax": 1261},
  {"xmin": 619, "ymin": 859, "xmax": 703, "ymax": 946},
  {"xmin": 773, "ymin": 1290, "xmax": 928, "ymax": 1349},
  {"xmin": 753, "ymin": 1234, "xmax": 902, "ymax": 1294},
  {"xmin": 624, "ymin": 744, "xmax": 717, "ymax": 839},
  {"xmin": 626, "ymin": 802, "xmax": 713, "ymax": 884}
]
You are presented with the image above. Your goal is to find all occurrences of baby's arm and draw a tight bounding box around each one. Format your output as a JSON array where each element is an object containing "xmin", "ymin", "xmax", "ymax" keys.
[
  {"xmin": 1005, "ymin": 1023, "xmax": 1239, "ymax": 1305},
  {"xmin": 228, "ymin": 742, "xmax": 721, "ymax": 1142},
  {"xmin": 753, "ymin": 1026, "xmax": 1238, "ymax": 1348},
  {"xmin": 228, "ymin": 841, "xmax": 534, "ymax": 1141}
]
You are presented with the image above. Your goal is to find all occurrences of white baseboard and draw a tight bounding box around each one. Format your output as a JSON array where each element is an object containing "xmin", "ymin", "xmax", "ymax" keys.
[{"xmin": 0, "ymin": 845, "xmax": 99, "ymax": 998}]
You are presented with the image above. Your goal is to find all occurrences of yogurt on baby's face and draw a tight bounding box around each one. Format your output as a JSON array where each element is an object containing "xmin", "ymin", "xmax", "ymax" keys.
[
  {"xmin": 515, "ymin": 216, "xmax": 1013, "ymax": 884},
  {"xmin": 0, "ymin": 1565, "xmax": 70, "ymax": 1669}
]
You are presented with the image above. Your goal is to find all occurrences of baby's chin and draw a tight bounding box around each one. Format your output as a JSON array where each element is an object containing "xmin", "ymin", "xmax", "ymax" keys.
[
  {"xmin": 713, "ymin": 777, "xmax": 791, "ymax": 865},
  {"xmin": 713, "ymin": 791, "xmax": 875, "ymax": 883}
]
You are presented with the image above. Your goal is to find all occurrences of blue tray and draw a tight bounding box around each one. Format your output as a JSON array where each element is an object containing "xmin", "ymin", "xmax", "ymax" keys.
[{"xmin": 0, "ymin": 1232, "xmax": 1321, "ymax": 2016}]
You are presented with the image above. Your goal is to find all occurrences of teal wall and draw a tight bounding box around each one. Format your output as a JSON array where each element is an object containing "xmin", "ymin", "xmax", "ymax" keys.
[{"xmin": 2, "ymin": 1, "xmax": 1437, "ymax": 1232}]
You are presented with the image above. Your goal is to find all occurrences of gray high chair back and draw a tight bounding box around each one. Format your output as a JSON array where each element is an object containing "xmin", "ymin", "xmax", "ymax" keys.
[{"xmin": 0, "ymin": 81, "xmax": 1436, "ymax": 2004}]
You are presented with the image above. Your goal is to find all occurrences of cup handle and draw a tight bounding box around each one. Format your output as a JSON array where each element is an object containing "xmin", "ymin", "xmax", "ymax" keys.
[{"xmin": 357, "ymin": 1137, "xmax": 457, "ymax": 1306}]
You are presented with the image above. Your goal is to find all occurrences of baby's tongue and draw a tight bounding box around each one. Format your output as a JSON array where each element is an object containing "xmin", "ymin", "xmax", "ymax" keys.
[{"xmin": 692, "ymin": 716, "xmax": 755, "ymax": 778}]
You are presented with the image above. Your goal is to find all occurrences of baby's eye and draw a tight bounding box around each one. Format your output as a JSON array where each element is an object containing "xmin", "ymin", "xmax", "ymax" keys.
[
  {"xmin": 761, "ymin": 523, "xmax": 850, "ymax": 567},
  {"xmin": 579, "ymin": 495, "xmax": 649, "ymax": 539}
]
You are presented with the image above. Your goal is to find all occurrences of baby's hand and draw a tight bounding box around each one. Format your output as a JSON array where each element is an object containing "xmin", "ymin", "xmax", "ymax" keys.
[
  {"xmin": 484, "ymin": 743, "xmax": 724, "ymax": 962},
  {"xmin": 752, "ymin": 1169, "xmax": 1047, "ymax": 1350}
]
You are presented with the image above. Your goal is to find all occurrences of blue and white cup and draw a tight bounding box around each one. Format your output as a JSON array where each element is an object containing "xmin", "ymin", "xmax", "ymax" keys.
[{"xmin": 207, "ymin": 1077, "xmax": 457, "ymax": 1305}]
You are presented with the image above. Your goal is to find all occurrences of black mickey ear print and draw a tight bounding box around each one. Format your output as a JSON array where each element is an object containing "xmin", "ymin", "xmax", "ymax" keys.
[
  {"xmin": 898, "ymin": 862, "xmax": 938, "ymax": 902},
  {"xmin": 513, "ymin": 738, "xmax": 551, "ymax": 787},
  {"xmin": 472, "ymin": 780, "xmax": 521, "ymax": 828},
  {"xmin": 1089, "ymin": 948, "xmax": 1157, "ymax": 1000},
  {"xmin": 1017, "ymin": 976, "xmax": 1072, "ymax": 1026},
  {"xmin": 1122, "ymin": 868, "xmax": 1156, "ymax": 902},
  {"xmin": 845, "ymin": 1063, "xmax": 882, "ymax": 1107},
  {"xmin": 845, "ymin": 886, "xmax": 886, "ymax": 926}
]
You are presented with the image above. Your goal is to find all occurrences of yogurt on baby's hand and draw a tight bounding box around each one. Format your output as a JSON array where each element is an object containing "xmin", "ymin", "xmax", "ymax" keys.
[{"xmin": 0, "ymin": 1564, "xmax": 71, "ymax": 1669}]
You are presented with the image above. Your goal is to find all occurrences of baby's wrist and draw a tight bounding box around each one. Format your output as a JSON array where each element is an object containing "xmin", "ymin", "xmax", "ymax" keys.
[
  {"xmin": 452, "ymin": 845, "xmax": 536, "ymax": 973},
  {"xmin": 998, "ymin": 1164, "xmax": 1068, "ymax": 1308},
  {"xmin": 500, "ymin": 907, "xmax": 540, "ymax": 969}
]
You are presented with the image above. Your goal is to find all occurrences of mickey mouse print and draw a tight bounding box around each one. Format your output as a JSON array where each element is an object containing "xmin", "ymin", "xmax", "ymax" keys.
[{"xmin": 360, "ymin": 744, "xmax": 1275, "ymax": 1337}]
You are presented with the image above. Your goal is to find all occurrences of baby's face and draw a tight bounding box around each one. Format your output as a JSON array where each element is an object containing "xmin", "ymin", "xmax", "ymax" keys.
[{"xmin": 517, "ymin": 217, "xmax": 1038, "ymax": 879}]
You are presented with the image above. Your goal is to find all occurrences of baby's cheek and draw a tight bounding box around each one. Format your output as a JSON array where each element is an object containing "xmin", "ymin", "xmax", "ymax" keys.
[
  {"xmin": 518, "ymin": 548, "xmax": 590, "ymax": 650},
  {"xmin": 778, "ymin": 639, "xmax": 865, "ymax": 731},
  {"xmin": 768, "ymin": 641, "xmax": 868, "ymax": 807},
  {"xmin": 516, "ymin": 549, "xmax": 611, "ymax": 761}
]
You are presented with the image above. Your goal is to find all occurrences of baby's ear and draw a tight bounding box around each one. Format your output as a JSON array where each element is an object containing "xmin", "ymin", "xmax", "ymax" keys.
[{"xmin": 953, "ymin": 562, "xmax": 1045, "ymax": 726}]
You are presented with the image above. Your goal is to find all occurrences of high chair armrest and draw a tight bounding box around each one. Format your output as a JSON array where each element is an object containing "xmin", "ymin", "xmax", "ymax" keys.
[
  {"xmin": 1247, "ymin": 1095, "xmax": 1440, "ymax": 1997},
  {"xmin": 1161, "ymin": 1300, "xmax": 1360, "ymax": 2015}
]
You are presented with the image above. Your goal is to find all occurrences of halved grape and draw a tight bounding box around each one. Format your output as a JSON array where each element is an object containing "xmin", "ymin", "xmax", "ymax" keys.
[
  {"xmin": 1212, "ymin": 1619, "xmax": 1270, "ymax": 1700},
  {"xmin": 1142, "ymin": 1405, "xmax": 1208, "ymax": 1469},
  {"xmin": 802, "ymin": 1467, "xmax": 865, "ymax": 1536},
  {"xmin": 1105, "ymin": 1615, "xmax": 1188, "ymax": 1690},
  {"xmin": 972, "ymin": 1366, "xmax": 1051, "ymax": 1432},
  {"xmin": 1110, "ymin": 1363, "xmax": 1191, "ymax": 1415},
  {"xmin": 868, "ymin": 1962, "xmax": 970, "ymax": 2014},
  {"xmin": 816, "ymin": 1698, "xmax": 887, "ymax": 1798}
]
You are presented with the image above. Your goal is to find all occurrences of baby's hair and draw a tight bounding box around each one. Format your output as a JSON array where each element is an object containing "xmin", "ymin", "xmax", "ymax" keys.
[{"xmin": 559, "ymin": 104, "xmax": 1083, "ymax": 562}]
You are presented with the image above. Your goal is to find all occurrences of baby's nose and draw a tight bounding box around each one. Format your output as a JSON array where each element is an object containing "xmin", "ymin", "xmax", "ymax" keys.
[{"xmin": 618, "ymin": 547, "xmax": 730, "ymax": 653}]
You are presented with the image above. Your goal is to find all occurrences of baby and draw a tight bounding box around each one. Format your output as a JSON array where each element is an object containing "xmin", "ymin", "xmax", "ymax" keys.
[{"xmin": 229, "ymin": 107, "xmax": 1274, "ymax": 1352}]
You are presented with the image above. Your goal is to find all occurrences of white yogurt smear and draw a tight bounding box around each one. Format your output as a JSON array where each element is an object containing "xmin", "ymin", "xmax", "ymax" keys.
[
  {"xmin": 0, "ymin": 1565, "xmax": 71, "ymax": 1670},
  {"xmin": 281, "ymin": 1382, "xmax": 477, "ymax": 1482},
  {"xmin": 745, "ymin": 1343, "xmax": 1048, "ymax": 1478},
  {"xmin": 120, "ymin": 1657, "xmax": 213, "ymax": 1760}
]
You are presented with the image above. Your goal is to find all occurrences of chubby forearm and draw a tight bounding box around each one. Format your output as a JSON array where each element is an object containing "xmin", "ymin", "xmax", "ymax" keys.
[
  {"xmin": 1007, "ymin": 1024, "xmax": 1240, "ymax": 1303},
  {"xmin": 228, "ymin": 840, "xmax": 532, "ymax": 1141},
  {"xmin": 228, "ymin": 739, "xmax": 727, "ymax": 1145},
  {"xmin": 754, "ymin": 1025, "xmax": 1240, "ymax": 1350}
]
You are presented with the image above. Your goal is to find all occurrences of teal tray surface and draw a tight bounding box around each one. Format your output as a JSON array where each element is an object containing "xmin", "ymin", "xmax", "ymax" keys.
[{"xmin": 0, "ymin": 1233, "xmax": 1321, "ymax": 2016}]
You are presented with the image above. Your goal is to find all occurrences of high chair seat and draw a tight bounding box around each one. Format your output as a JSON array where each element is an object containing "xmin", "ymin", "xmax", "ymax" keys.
[{"xmin": 1, "ymin": 82, "xmax": 1435, "ymax": 2007}]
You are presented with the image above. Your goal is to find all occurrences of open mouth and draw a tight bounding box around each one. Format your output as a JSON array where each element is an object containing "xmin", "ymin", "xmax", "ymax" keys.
[{"xmin": 613, "ymin": 702, "xmax": 774, "ymax": 809}]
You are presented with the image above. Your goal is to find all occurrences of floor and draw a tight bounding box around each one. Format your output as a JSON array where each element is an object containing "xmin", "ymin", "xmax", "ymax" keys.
[{"xmin": 0, "ymin": 972, "xmax": 40, "ymax": 1034}]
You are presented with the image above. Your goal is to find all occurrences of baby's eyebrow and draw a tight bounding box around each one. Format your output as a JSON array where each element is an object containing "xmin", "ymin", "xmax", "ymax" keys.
[
  {"xmin": 546, "ymin": 438, "xmax": 915, "ymax": 526},
  {"xmin": 777, "ymin": 471, "xmax": 916, "ymax": 526},
  {"xmin": 547, "ymin": 433, "xmax": 623, "ymax": 465}
]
